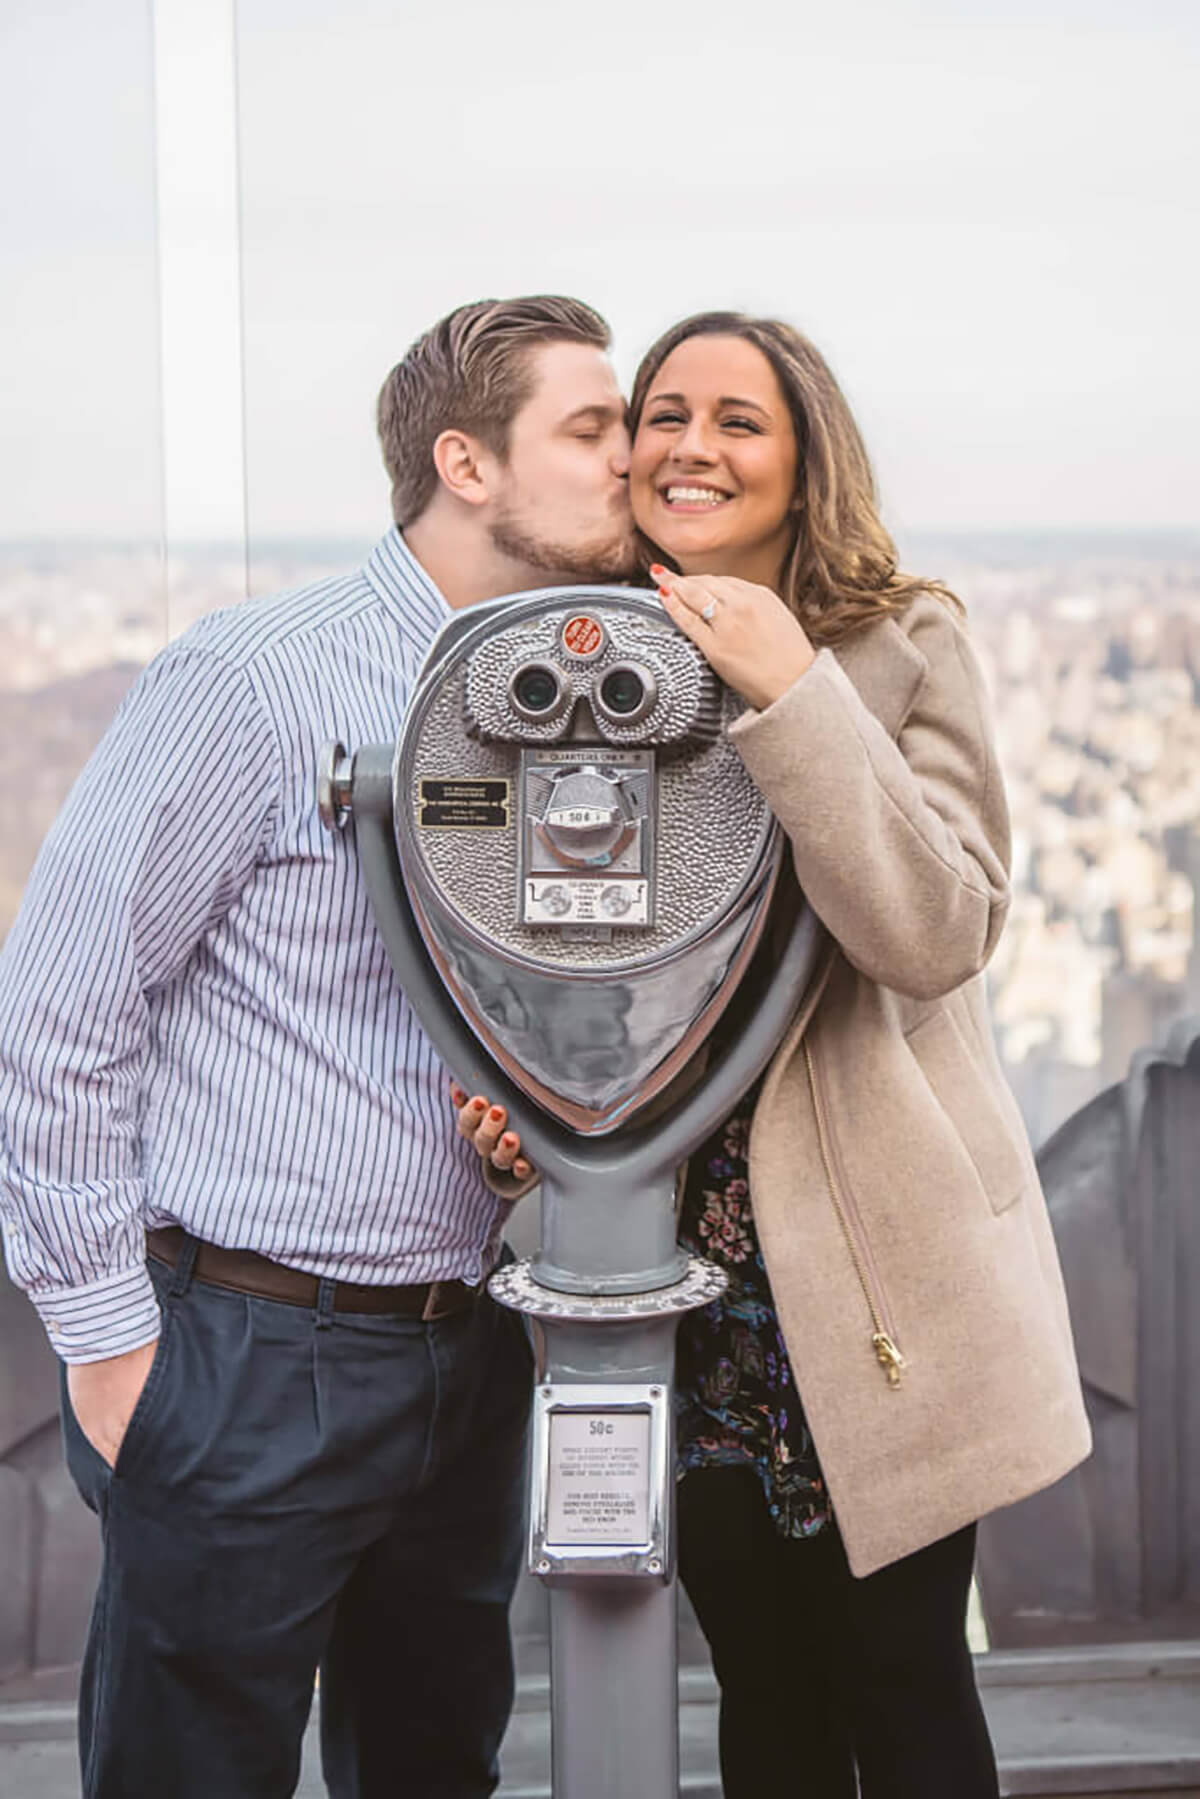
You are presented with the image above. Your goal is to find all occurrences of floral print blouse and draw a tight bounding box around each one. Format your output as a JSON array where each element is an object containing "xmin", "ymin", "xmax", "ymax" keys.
[{"xmin": 676, "ymin": 1085, "xmax": 832, "ymax": 1540}]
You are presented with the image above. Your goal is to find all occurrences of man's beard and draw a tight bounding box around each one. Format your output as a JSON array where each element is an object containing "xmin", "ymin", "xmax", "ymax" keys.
[{"xmin": 489, "ymin": 506, "xmax": 637, "ymax": 583}]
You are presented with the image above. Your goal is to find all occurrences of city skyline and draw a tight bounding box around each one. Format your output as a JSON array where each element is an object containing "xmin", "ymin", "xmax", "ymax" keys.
[{"xmin": 3, "ymin": 532, "xmax": 1198, "ymax": 1153}]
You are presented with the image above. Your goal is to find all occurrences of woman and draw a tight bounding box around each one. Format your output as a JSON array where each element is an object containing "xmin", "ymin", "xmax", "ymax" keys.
[{"xmin": 454, "ymin": 312, "xmax": 1091, "ymax": 1798}]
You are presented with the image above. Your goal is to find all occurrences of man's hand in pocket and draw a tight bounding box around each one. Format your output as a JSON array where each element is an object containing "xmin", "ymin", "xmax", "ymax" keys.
[{"xmin": 67, "ymin": 1338, "xmax": 160, "ymax": 1470}]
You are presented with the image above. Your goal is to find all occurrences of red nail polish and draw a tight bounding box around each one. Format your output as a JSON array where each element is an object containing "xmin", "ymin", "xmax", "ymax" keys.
[
  {"xmin": 502, "ymin": 1133, "xmax": 517, "ymax": 1146},
  {"xmin": 649, "ymin": 563, "xmax": 665, "ymax": 576},
  {"xmin": 658, "ymin": 587, "xmax": 671, "ymax": 599},
  {"xmin": 489, "ymin": 1107, "xmax": 504, "ymax": 1121},
  {"xmin": 471, "ymin": 1099, "xmax": 486, "ymax": 1112}
]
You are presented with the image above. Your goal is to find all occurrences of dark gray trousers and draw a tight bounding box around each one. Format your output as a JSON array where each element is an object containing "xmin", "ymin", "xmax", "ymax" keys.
[{"xmin": 63, "ymin": 1243, "xmax": 533, "ymax": 1799}]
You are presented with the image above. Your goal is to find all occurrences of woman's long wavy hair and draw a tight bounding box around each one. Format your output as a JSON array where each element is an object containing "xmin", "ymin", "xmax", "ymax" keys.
[{"xmin": 628, "ymin": 312, "xmax": 962, "ymax": 646}]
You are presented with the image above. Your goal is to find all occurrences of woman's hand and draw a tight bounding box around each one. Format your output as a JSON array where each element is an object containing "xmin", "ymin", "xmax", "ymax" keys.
[
  {"xmin": 449, "ymin": 1083, "xmax": 534, "ymax": 1182},
  {"xmin": 651, "ymin": 565, "xmax": 816, "ymax": 712}
]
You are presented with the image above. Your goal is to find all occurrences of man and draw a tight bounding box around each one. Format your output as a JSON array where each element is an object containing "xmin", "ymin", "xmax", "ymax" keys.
[{"xmin": 0, "ymin": 295, "xmax": 633, "ymax": 1798}]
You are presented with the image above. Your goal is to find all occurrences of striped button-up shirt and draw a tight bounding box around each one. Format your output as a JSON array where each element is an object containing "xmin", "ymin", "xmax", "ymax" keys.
[{"xmin": 0, "ymin": 529, "xmax": 507, "ymax": 1363}]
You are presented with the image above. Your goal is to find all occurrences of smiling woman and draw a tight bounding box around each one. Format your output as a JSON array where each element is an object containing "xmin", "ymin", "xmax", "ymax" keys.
[
  {"xmin": 613, "ymin": 311, "xmax": 1091, "ymax": 1799},
  {"xmin": 629, "ymin": 310, "xmax": 962, "ymax": 644},
  {"xmin": 632, "ymin": 332, "xmax": 798, "ymax": 590}
]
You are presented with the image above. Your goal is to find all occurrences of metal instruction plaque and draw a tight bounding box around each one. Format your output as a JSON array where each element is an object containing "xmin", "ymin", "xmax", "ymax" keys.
[
  {"xmin": 418, "ymin": 777, "xmax": 510, "ymax": 829},
  {"xmin": 529, "ymin": 1382, "xmax": 670, "ymax": 1579},
  {"xmin": 546, "ymin": 1408, "xmax": 651, "ymax": 1544},
  {"xmin": 524, "ymin": 876, "xmax": 649, "ymax": 927}
]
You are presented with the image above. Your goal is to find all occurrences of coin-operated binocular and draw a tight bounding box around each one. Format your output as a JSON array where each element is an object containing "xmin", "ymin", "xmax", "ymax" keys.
[{"xmin": 319, "ymin": 587, "xmax": 823, "ymax": 1798}]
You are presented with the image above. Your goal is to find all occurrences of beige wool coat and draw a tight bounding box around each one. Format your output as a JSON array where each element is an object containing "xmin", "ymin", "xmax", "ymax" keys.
[{"xmin": 725, "ymin": 592, "xmax": 1092, "ymax": 1578}]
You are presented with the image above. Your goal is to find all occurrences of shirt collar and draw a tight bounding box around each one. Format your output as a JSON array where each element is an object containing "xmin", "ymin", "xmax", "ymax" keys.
[{"xmin": 363, "ymin": 526, "xmax": 453, "ymax": 651}]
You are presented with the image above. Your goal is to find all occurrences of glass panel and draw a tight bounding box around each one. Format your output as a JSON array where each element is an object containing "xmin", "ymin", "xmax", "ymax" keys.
[
  {"xmin": 0, "ymin": 0, "xmax": 164, "ymax": 1699},
  {"xmin": 0, "ymin": 0, "xmax": 165, "ymax": 937}
]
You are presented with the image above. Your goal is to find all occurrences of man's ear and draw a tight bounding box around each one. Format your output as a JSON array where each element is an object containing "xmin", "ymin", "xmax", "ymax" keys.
[{"xmin": 431, "ymin": 429, "xmax": 497, "ymax": 508}]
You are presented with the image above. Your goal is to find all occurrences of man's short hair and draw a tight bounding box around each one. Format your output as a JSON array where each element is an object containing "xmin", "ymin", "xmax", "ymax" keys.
[{"xmin": 377, "ymin": 295, "xmax": 612, "ymax": 527}]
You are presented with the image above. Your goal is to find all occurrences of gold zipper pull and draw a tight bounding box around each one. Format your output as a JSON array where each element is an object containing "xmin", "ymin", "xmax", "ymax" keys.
[{"xmin": 873, "ymin": 1333, "xmax": 906, "ymax": 1388}]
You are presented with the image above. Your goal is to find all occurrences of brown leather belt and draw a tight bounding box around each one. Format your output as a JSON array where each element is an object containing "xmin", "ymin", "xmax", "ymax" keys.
[{"xmin": 146, "ymin": 1227, "xmax": 482, "ymax": 1320}]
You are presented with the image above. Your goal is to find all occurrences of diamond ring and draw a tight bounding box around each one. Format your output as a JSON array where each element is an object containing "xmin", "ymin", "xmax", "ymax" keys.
[{"xmin": 700, "ymin": 600, "xmax": 718, "ymax": 622}]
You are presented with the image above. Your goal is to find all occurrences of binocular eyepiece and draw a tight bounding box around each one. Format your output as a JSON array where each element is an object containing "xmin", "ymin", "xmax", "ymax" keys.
[
  {"xmin": 320, "ymin": 586, "xmax": 819, "ymax": 1137},
  {"xmin": 380, "ymin": 587, "xmax": 785, "ymax": 1131},
  {"xmin": 509, "ymin": 659, "xmax": 658, "ymax": 729},
  {"xmin": 465, "ymin": 603, "xmax": 720, "ymax": 749}
]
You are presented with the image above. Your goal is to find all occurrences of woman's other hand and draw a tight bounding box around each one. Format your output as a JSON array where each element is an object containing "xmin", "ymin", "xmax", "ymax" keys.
[
  {"xmin": 652, "ymin": 566, "xmax": 815, "ymax": 712},
  {"xmin": 450, "ymin": 1083, "xmax": 534, "ymax": 1181}
]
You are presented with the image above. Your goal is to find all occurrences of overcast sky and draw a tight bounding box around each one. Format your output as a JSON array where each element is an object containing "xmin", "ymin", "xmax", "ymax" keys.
[{"xmin": 4, "ymin": 0, "xmax": 1198, "ymax": 546}]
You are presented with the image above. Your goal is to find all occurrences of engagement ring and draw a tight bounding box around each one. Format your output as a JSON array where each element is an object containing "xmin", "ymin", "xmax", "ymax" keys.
[{"xmin": 700, "ymin": 601, "xmax": 718, "ymax": 622}]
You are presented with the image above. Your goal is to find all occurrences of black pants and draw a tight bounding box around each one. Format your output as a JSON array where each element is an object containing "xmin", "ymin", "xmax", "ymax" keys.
[
  {"xmin": 63, "ymin": 1245, "xmax": 533, "ymax": 1799},
  {"xmin": 678, "ymin": 1466, "xmax": 1000, "ymax": 1799}
]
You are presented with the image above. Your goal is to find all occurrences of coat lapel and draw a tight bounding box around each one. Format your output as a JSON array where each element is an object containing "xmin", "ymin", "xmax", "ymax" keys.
[{"xmin": 834, "ymin": 617, "xmax": 928, "ymax": 741}]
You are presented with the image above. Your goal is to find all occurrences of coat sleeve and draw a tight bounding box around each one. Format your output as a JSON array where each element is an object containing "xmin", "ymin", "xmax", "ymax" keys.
[{"xmin": 727, "ymin": 596, "xmax": 1010, "ymax": 1001}]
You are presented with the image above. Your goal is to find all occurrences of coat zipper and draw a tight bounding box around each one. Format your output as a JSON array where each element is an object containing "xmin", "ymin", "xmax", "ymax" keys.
[{"xmin": 803, "ymin": 1036, "xmax": 907, "ymax": 1389}]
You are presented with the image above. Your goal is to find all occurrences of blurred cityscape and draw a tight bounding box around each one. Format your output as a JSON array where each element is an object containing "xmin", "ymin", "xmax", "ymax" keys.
[
  {"xmin": 2, "ymin": 533, "xmax": 1198, "ymax": 1148},
  {"xmin": 922, "ymin": 535, "xmax": 1200, "ymax": 1142}
]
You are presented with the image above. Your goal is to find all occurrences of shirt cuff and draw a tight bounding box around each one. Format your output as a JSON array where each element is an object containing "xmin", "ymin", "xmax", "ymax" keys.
[{"xmin": 31, "ymin": 1264, "xmax": 162, "ymax": 1365}]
